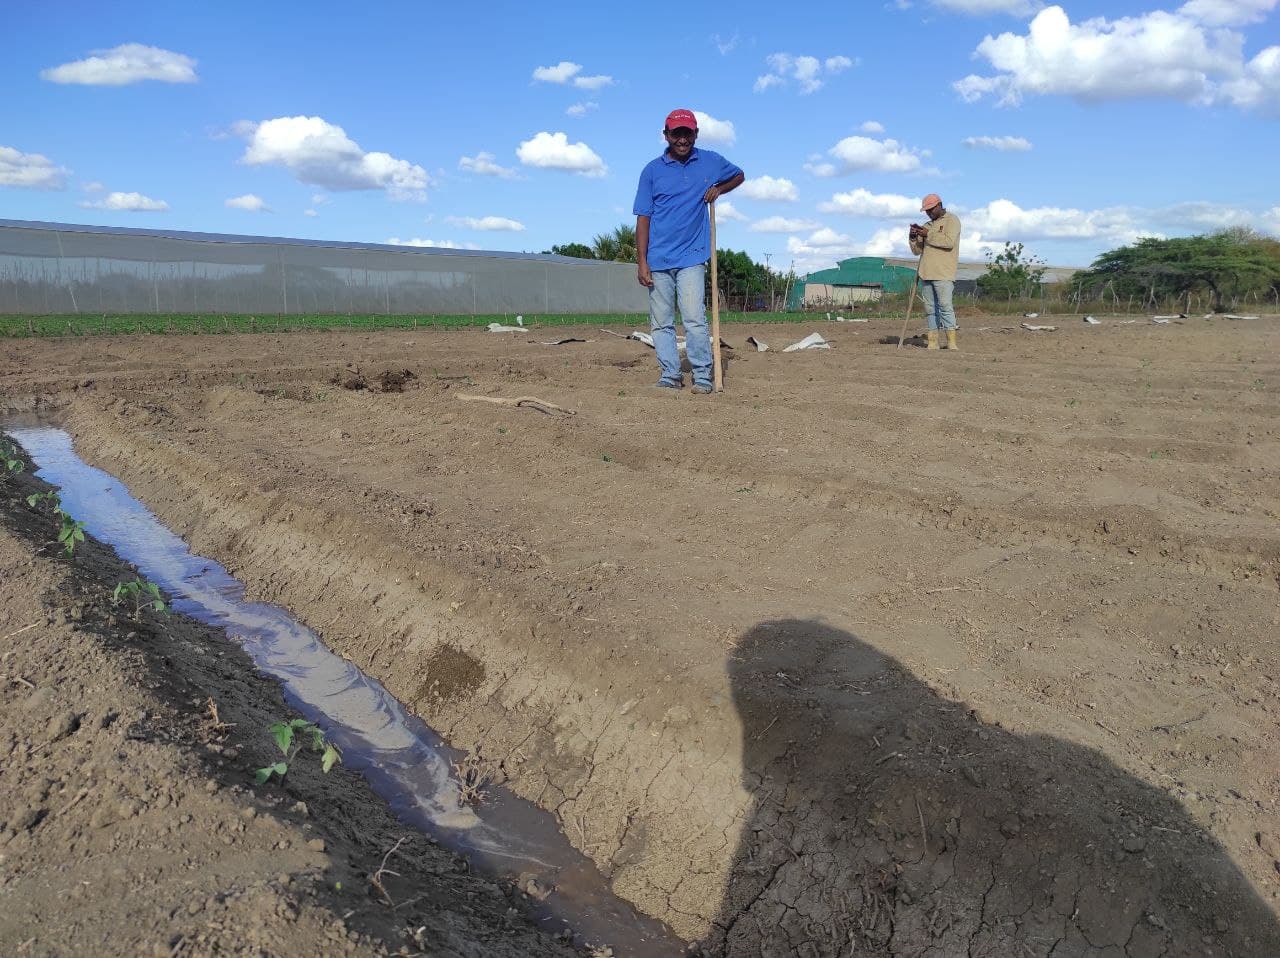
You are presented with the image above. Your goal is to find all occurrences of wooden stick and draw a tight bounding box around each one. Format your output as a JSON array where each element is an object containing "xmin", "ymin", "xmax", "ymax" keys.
[
  {"xmin": 896, "ymin": 249, "xmax": 926, "ymax": 349},
  {"xmin": 710, "ymin": 202, "xmax": 723, "ymax": 392},
  {"xmin": 455, "ymin": 394, "xmax": 576, "ymax": 416},
  {"xmin": 2, "ymin": 622, "xmax": 39, "ymax": 641}
]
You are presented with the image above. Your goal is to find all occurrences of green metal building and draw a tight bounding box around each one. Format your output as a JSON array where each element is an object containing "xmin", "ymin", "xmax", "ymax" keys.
[{"xmin": 786, "ymin": 257, "xmax": 918, "ymax": 310}]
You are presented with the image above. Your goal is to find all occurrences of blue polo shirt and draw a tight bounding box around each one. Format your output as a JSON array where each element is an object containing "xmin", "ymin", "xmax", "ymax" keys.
[{"xmin": 633, "ymin": 148, "xmax": 743, "ymax": 271}]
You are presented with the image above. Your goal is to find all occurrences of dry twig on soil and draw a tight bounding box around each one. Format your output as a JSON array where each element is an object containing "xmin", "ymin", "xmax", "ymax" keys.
[
  {"xmin": 369, "ymin": 836, "xmax": 408, "ymax": 906},
  {"xmin": 455, "ymin": 394, "xmax": 576, "ymax": 416},
  {"xmin": 203, "ymin": 696, "xmax": 234, "ymax": 736}
]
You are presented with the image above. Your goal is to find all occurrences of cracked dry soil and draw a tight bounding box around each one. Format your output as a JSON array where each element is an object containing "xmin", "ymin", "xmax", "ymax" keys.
[{"xmin": 3, "ymin": 316, "xmax": 1279, "ymax": 956}]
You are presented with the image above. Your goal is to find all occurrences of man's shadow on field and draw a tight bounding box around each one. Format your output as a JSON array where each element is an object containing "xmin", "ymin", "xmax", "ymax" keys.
[{"xmin": 701, "ymin": 619, "xmax": 1279, "ymax": 957}]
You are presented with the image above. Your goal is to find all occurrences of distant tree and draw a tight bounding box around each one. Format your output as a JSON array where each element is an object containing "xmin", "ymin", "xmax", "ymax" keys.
[
  {"xmin": 592, "ymin": 224, "xmax": 638, "ymax": 263},
  {"xmin": 1077, "ymin": 229, "xmax": 1280, "ymax": 311},
  {"xmin": 544, "ymin": 242, "xmax": 597, "ymax": 259},
  {"xmin": 977, "ymin": 242, "xmax": 1046, "ymax": 299},
  {"xmin": 709, "ymin": 248, "xmax": 788, "ymax": 310}
]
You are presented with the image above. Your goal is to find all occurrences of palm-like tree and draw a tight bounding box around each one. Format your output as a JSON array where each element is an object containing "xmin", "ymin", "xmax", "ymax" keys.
[{"xmin": 592, "ymin": 224, "xmax": 637, "ymax": 263}]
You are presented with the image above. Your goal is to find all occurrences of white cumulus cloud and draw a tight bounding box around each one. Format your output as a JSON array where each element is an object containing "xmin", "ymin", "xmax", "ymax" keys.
[
  {"xmin": 738, "ymin": 175, "xmax": 798, "ymax": 201},
  {"xmin": 1222, "ymin": 44, "xmax": 1280, "ymax": 112},
  {"xmin": 819, "ymin": 188, "xmax": 920, "ymax": 218},
  {"xmin": 447, "ymin": 215, "xmax": 526, "ymax": 231},
  {"xmin": 567, "ymin": 101, "xmax": 599, "ymax": 117},
  {"xmin": 806, "ymin": 136, "xmax": 928, "ymax": 176},
  {"xmin": 931, "ymin": 0, "xmax": 1044, "ymax": 15},
  {"xmin": 860, "ymin": 120, "xmax": 886, "ymax": 134},
  {"xmin": 459, "ymin": 151, "xmax": 518, "ymax": 179},
  {"xmin": 1179, "ymin": 0, "xmax": 1278, "ymax": 27},
  {"xmin": 239, "ymin": 116, "xmax": 430, "ymax": 200},
  {"xmin": 785, "ymin": 227, "xmax": 902, "ymax": 273},
  {"xmin": 574, "ymin": 74, "xmax": 613, "ymax": 90},
  {"xmin": 750, "ymin": 216, "xmax": 822, "ymax": 232},
  {"xmin": 516, "ymin": 131, "xmax": 607, "ymax": 177},
  {"xmin": 80, "ymin": 191, "xmax": 169, "ymax": 212},
  {"xmin": 715, "ymin": 200, "xmax": 748, "ymax": 221},
  {"xmin": 41, "ymin": 43, "xmax": 197, "ymax": 85},
  {"xmin": 965, "ymin": 197, "xmax": 1146, "ymax": 243},
  {"xmin": 225, "ymin": 193, "xmax": 269, "ymax": 212},
  {"xmin": 963, "ymin": 135, "xmax": 1033, "ymax": 151},
  {"xmin": 533, "ymin": 61, "xmax": 582, "ymax": 83},
  {"xmin": 754, "ymin": 52, "xmax": 855, "ymax": 94},
  {"xmin": 0, "ymin": 145, "xmax": 69, "ymax": 189},
  {"xmin": 385, "ymin": 237, "xmax": 479, "ymax": 249},
  {"xmin": 954, "ymin": 5, "xmax": 1280, "ymax": 113},
  {"xmin": 694, "ymin": 111, "xmax": 737, "ymax": 146}
]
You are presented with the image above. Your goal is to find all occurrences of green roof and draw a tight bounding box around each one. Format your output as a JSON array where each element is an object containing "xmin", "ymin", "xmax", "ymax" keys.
[{"xmin": 787, "ymin": 257, "xmax": 918, "ymax": 308}]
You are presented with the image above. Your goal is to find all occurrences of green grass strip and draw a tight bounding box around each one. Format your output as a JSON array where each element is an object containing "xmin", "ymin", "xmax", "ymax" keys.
[{"xmin": 0, "ymin": 311, "xmax": 841, "ymax": 339}]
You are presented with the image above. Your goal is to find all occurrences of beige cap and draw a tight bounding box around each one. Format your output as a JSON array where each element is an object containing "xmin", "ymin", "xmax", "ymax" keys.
[{"xmin": 921, "ymin": 193, "xmax": 942, "ymax": 212}]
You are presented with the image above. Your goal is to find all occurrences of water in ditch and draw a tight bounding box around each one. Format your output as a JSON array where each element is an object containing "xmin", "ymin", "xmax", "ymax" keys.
[{"xmin": 5, "ymin": 424, "xmax": 685, "ymax": 957}]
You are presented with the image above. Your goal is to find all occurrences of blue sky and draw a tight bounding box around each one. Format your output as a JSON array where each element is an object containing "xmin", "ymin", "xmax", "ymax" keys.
[{"xmin": 3, "ymin": 0, "xmax": 1278, "ymax": 274}]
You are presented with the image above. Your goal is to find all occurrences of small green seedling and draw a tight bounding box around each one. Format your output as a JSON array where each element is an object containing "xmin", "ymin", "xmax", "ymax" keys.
[
  {"xmin": 1, "ymin": 442, "xmax": 23, "ymax": 479},
  {"xmin": 112, "ymin": 577, "xmax": 168, "ymax": 617},
  {"xmin": 26, "ymin": 490, "xmax": 61, "ymax": 510},
  {"xmin": 601, "ymin": 454, "xmax": 613, "ymax": 463},
  {"xmin": 254, "ymin": 718, "xmax": 342, "ymax": 785},
  {"xmin": 57, "ymin": 514, "xmax": 86, "ymax": 555}
]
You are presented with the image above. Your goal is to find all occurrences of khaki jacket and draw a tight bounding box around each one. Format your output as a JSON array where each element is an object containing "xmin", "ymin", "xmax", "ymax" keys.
[{"xmin": 910, "ymin": 212, "xmax": 962, "ymax": 281}]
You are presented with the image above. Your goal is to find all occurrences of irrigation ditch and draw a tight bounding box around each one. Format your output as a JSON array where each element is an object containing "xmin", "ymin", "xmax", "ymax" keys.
[{"xmin": 2, "ymin": 417, "xmax": 683, "ymax": 957}]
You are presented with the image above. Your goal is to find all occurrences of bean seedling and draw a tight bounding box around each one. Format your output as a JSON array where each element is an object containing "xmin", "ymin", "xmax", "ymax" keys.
[
  {"xmin": 1, "ymin": 441, "xmax": 23, "ymax": 480},
  {"xmin": 112, "ymin": 577, "xmax": 168, "ymax": 617},
  {"xmin": 57, "ymin": 513, "xmax": 86, "ymax": 555},
  {"xmin": 26, "ymin": 490, "xmax": 61, "ymax": 510},
  {"xmin": 254, "ymin": 718, "xmax": 342, "ymax": 785},
  {"xmin": 26, "ymin": 490, "xmax": 86, "ymax": 555}
]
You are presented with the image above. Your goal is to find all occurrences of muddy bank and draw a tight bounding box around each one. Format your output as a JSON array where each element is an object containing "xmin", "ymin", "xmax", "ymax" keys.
[
  {"xmin": 4, "ymin": 317, "xmax": 1280, "ymax": 954},
  {"xmin": 0, "ymin": 446, "xmax": 577, "ymax": 957}
]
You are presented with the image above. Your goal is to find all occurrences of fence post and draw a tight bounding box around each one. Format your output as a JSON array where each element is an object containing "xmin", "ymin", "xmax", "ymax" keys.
[
  {"xmin": 279, "ymin": 246, "xmax": 288, "ymax": 315},
  {"xmin": 54, "ymin": 231, "xmax": 80, "ymax": 315}
]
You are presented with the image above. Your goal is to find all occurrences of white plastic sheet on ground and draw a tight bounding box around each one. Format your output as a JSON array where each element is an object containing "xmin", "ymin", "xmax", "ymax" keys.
[
  {"xmin": 1084, "ymin": 316, "xmax": 1101, "ymax": 325},
  {"xmin": 783, "ymin": 332, "xmax": 832, "ymax": 352},
  {"xmin": 747, "ymin": 336, "xmax": 769, "ymax": 352},
  {"xmin": 488, "ymin": 322, "xmax": 522, "ymax": 332},
  {"xmin": 629, "ymin": 330, "xmax": 686, "ymax": 352},
  {"xmin": 1020, "ymin": 322, "xmax": 1057, "ymax": 332}
]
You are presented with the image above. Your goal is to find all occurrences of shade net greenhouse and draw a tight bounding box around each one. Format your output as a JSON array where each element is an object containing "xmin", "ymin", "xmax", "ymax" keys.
[{"xmin": 0, "ymin": 220, "xmax": 648, "ymax": 316}]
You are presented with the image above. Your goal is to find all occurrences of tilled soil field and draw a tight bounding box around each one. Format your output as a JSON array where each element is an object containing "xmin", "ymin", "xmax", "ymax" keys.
[{"xmin": 3, "ymin": 315, "xmax": 1279, "ymax": 956}]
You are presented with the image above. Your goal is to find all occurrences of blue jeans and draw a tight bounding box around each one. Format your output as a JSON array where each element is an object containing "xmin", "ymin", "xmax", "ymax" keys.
[
  {"xmin": 648, "ymin": 265, "xmax": 712, "ymax": 387},
  {"xmin": 920, "ymin": 280, "xmax": 956, "ymax": 332}
]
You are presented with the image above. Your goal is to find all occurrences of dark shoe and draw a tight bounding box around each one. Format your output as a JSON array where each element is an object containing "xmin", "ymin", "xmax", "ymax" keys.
[
  {"xmin": 690, "ymin": 384, "xmax": 713, "ymax": 395},
  {"xmin": 653, "ymin": 379, "xmax": 683, "ymax": 389}
]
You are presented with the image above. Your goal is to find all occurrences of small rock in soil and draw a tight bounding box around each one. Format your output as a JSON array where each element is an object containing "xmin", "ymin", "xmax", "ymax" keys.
[{"xmin": 47, "ymin": 710, "xmax": 80, "ymax": 742}]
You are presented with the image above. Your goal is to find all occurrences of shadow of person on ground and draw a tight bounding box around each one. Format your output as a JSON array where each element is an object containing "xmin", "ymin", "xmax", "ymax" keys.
[{"xmin": 702, "ymin": 619, "xmax": 1279, "ymax": 957}]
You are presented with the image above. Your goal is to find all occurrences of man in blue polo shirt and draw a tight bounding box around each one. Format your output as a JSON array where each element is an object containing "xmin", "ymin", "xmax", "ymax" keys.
[{"xmin": 634, "ymin": 108, "xmax": 745, "ymax": 394}]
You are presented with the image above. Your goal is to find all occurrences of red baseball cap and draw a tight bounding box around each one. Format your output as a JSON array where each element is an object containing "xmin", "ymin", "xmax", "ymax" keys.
[{"xmin": 664, "ymin": 109, "xmax": 698, "ymax": 131}]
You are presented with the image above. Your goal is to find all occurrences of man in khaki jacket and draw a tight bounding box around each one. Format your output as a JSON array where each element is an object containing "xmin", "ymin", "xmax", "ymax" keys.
[{"xmin": 908, "ymin": 193, "xmax": 962, "ymax": 350}]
